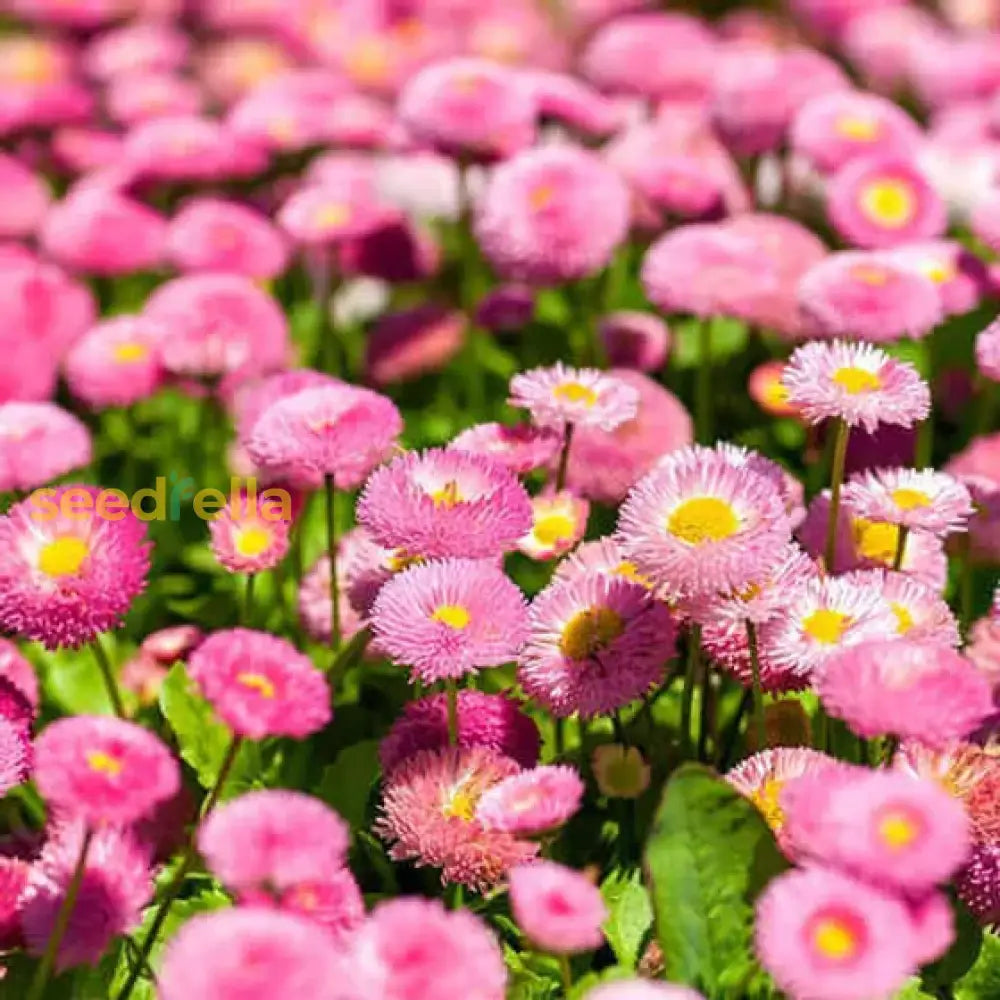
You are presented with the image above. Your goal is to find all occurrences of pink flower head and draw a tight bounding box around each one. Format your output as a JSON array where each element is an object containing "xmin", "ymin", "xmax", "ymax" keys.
[
  {"xmin": 958, "ymin": 843, "xmax": 1000, "ymax": 925},
  {"xmin": 365, "ymin": 305, "xmax": 465, "ymax": 386},
  {"xmin": 266, "ymin": 869, "xmax": 364, "ymax": 944},
  {"xmin": 509, "ymin": 861, "xmax": 606, "ymax": 954},
  {"xmin": 0, "ymin": 153, "xmax": 49, "ymax": 238},
  {"xmin": 380, "ymin": 691, "xmax": 541, "ymax": 777},
  {"xmin": 51, "ymin": 126, "xmax": 124, "ymax": 174},
  {"xmin": 34, "ymin": 715, "xmax": 179, "ymax": 825},
  {"xmin": 83, "ymin": 21, "xmax": 189, "ymax": 80},
  {"xmin": 209, "ymin": 490, "xmax": 291, "ymax": 575},
  {"xmin": 357, "ymin": 448, "xmax": 533, "ymax": 559},
  {"xmin": 509, "ymin": 363, "xmax": 639, "ymax": 432},
  {"xmin": 0, "ymin": 485, "xmax": 151, "ymax": 648},
  {"xmin": 517, "ymin": 491, "xmax": 589, "ymax": 562},
  {"xmin": 166, "ymin": 197, "xmax": 289, "ymax": 280},
  {"xmin": 828, "ymin": 154, "xmax": 947, "ymax": 250},
  {"xmin": 474, "ymin": 145, "xmax": 631, "ymax": 285},
  {"xmin": 278, "ymin": 183, "xmax": 392, "ymax": 247},
  {"xmin": 616, "ymin": 444, "xmax": 792, "ymax": 599},
  {"xmin": 782, "ymin": 340, "xmax": 930, "ymax": 433},
  {"xmin": 0, "ymin": 637, "xmax": 39, "ymax": 709},
  {"xmin": 476, "ymin": 765, "xmax": 584, "ymax": 836},
  {"xmin": 232, "ymin": 369, "xmax": 341, "ymax": 444},
  {"xmin": 398, "ymin": 57, "xmax": 535, "ymax": 163},
  {"xmin": 888, "ymin": 240, "xmax": 987, "ymax": 317},
  {"xmin": 475, "ymin": 284, "xmax": 536, "ymax": 332},
  {"xmin": 599, "ymin": 311, "xmax": 670, "ymax": 373},
  {"xmin": 106, "ymin": 71, "xmax": 203, "ymax": 126},
  {"xmin": 518, "ymin": 571, "xmax": 677, "ymax": 719},
  {"xmin": 755, "ymin": 866, "xmax": 922, "ymax": 1000},
  {"xmin": 40, "ymin": 189, "xmax": 167, "ymax": 276},
  {"xmin": 198, "ymin": 790, "xmax": 349, "ymax": 892},
  {"xmin": 842, "ymin": 467, "xmax": 974, "ymax": 536},
  {"xmin": 298, "ymin": 554, "xmax": 363, "ymax": 646},
  {"xmin": 798, "ymin": 252, "xmax": 943, "ymax": 344},
  {"xmin": 750, "ymin": 360, "xmax": 800, "ymax": 418},
  {"xmin": 187, "ymin": 629, "xmax": 331, "ymax": 740},
  {"xmin": 0, "ymin": 716, "xmax": 30, "ymax": 797},
  {"xmin": 158, "ymin": 908, "xmax": 342, "ymax": 1000},
  {"xmin": 879, "ymin": 571, "xmax": 960, "ymax": 646},
  {"xmin": 520, "ymin": 70, "xmax": 624, "ymax": 138},
  {"xmin": 0, "ymin": 402, "xmax": 91, "ymax": 493},
  {"xmin": 450, "ymin": 422, "xmax": 561, "ymax": 475},
  {"xmin": 819, "ymin": 639, "xmax": 995, "ymax": 746},
  {"xmin": 376, "ymin": 746, "xmax": 539, "ymax": 891},
  {"xmin": 976, "ymin": 318, "xmax": 1000, "ymax": 382}
]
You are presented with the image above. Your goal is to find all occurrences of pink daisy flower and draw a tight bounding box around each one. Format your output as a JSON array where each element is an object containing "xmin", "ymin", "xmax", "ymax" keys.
[
  {"xmin": 893, "ymin": 741, "xmax": 999, "ymax": 815},
  {"xmin": 474, "ymin": 145, "xmax": 631, "ymax": 285},
  {"xmin": 83, "ymin": 21, "xmax": 188, "ymax": 79},
  {"xmin": 599, "ymin": 312, "xmax": 671, "ymax": 373},
  {"xmin": 827, "ymin": 154, "xmax": 947, "ymax": 250},
  {"xmin": 957, "ymin": 843, "xmax": 1000, "ymax": 926},
  {"xmin": 298, "ymin": 554, "xmax": 364, "ymax": 646},
  {"xmin": 232, "ymin": 369, "xmax": 341, "ymax": 445},
  {"xmin": 259, "ymin": 869, "xmax": 365, "ymax": 944},
  {"xmin": 209, "ymin": 489, "xmax": 291, "ymax": 575},
  {"xmin": 819, "ymin": 639, "xmax": 995, "ymax": 746},
  {"xmin": 0, "ymin": 485, "xmax": 151, "ymax": 648},
  {"xmin": 887, "ymin": 240, "xmax": 987, "ymax": 317},
  {"xmin": 277, "ymin": 183, "xmax": 392, "ymax": 247},
  {"xmin": 106, "ymin": 71, "xmax": 203, "ymax": 127},
  {"xmin": 509, "ymin": 861, "xmax": 607, "ymax": 954},
  {"xmin": 842, "ymin": 467, "xmax": 974, "ymax": 536},
  {"xmin": 509, "ymin": 363, "xmax": 639, "ymax": 432},
  {"xmin": 517, "ymin": 491, "xmax": 589, "ymax": 562},
  {"xmin": 357, "ymin": 449, "xmax": 533, "ymax": 559},
  {"xmin": 158, "ymin": 908, "xmax": 342, "ymax": 1000},
  {"xmin": 518, "ymin": 572, "xmax": 677, "ymax": 719},
  {"xmin": 379, "ymin": 691, "xmax": 540, "ymax": 777},
  {"xmin": 449, "ymin": 422, "xmax": 561, "ymax": 476},
  {"xmin": 879, "ymin": 571, "xmax": 960, "ymax": 646},
  {"xmin": 0, "ymin": 716, "xmax": 30, "ymax": 797},
  {"xmin": 376, "ymin": 746, "xmax": 539, "ymax": 892},
  {"xmin": 0, "ymin": 637, "xmax": 39, "ymax": 709},
  {"xmin": 976, "ymin": 318, "xmax": 1000, "ymax": 382},
  {"xmin": 198, "ymin": 790, "xmax": 349, "ymax": 892},
  {"xmin": 781, "ymin": 340, "xmax": 930, "ymax": 433},
  {"xmin": 0, "ymin": 402, "xmax": 91, "ymax": 493},
  {"xmin": 520, "ymin": 70, "xmax": 623, "ymax": 139},
  {"xmin": 0, "ymin": 152, "xmax": 49, "ymax": 239},
  {"xmin": 616, "ymin": 444, "xmax": 792, "ymax": 599},
  {"xmin": 187, "ymin": 629, "xmax": 331, "ymax": 741},
  {"xmin": 370, "ymin": 559, "xmax": 528, "ymax": 685},
  {"xmin": 0, "ymin": 856, "xmax": 28, "ymax": 948},
  {"xmin": 476, "ymin": 765, "xmax": 584, "ymax": 836},
  {"xmin": 755, "ymin": 866, "xmax": 921, "ymax": 1000},
  {"xmin": 34, "ymin": 715, "xmax": 178, "ymax": 825},
  {"xmin": 797, "ymin": 252, "xmax": 943, "ymax": 343},
  {"xmin": 553, "ymin": 536, "xmax": 657, "ymax": 592},
  {"xmin": 365, "ymin": 306, "xmax": 465, "ymax": 387}
]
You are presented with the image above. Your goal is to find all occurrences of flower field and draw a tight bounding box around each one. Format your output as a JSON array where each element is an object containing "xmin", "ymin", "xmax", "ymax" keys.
[{"xmin": 1, "ymin": 1, "xmax": 1000, "ymax": 999}]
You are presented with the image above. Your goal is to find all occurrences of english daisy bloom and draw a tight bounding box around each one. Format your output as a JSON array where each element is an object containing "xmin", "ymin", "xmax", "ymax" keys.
[
  {"xmin": 261, "ymin": 869, "xmax": 364, "ymax": 944},
  {"xmin": 616, "ymin": 444, "xmax": 792, "ymax": 599},
  {"xmin": 509, "ymin": 364, "xmax": 639, "ymax": 433},
  {"xmin": 34, "ymin": 715, "xmax": 179, "ymax": 825},
  {"xmin": 187, "ymin": 628, "xmax": 331, "ymax": 740},
  {"xmin": 475, "ymin": 765, "xmax": 584, "ymax": 836},
  {"xmin": 369, "ymin": 559, "xmax": 529, "ymax": 685},
  {"xmin": 879, "ymin": 571, "xmax": 960, "ymax": 646},
  {"xmin": 0, "ymin": 716, "xmax": 30, "ymax": 797},
  {"xmin": 0, "ymin": 402, "xmax": 91, "ymax": 493},
  {"xmin": 781, "ymin": 340, "xmax": 930, "ymax": 433},
  {"xmin": 357, "ymin": 449, "xmax": 533, "ymax": 559},
  {"xmin": 375, "ymin": 746, "xmax": 539, "ymax": 892},
  {"xmin": 893, "ymin": 741, "xmax": 1000, "ymax": 818},
  {"xmin": 518, "ymin": 572, "xmax": 677, "ymax": 719},
  {"xmin": 749, "ymin": 361, "xmax": 800, "ymax": 419},
  {"xmin": 887, "ymin": 240, "xmax": 986, "ymax": 317},
  {"xmin": 818, "ymin": 639, "xmax": 995, "ymax": 746},
  {"xmin": 517, "ymin": 491, "xmax": 589, "ymax": 561},
  {"xmin": 553, "ymin": 536, "xmax": 657, "ymax": 592},
  {"xmin": 209, "ymin": 490, "xmax": 291, "ymax": 575},
  {"xmin": 449, "ymin": 422, "xmax": 561, "ymax": 475},
  {"xmin": 277, "ymin": 183, "xmax": 391, "ymax": 247},
  {"xmin": 976, "ymin": 317, "xmax": 1000, "ymax": 382},
  {"xmin": 599, "ymin": 311, "xmax": 671, "ymax": 373},
  {"xmin": 232, "ymin": 369, "xmax": 342, "ymax": 445},
  {"xmin": 0, "ymin": 486, "xmax": 151, "ymax": 648},
  {"xmin": 509, "ymin": 861, "xmax": 607, "ymax": 955}
]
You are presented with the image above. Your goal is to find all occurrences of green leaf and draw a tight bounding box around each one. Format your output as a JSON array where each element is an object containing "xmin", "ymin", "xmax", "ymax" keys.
[
  {"xmin": 892, "ymin": 979, "xmax": 936, "ymax": 999},
  {"xmin": 643, "ymin": 764, "xmax": 787, "ymax": 998},
  {"xmin": 316, "ymin": 739, "xmax": 381, "ymax": 829},
  {"xmin": 601, "ymin": 869, "xmax": 653, "ymax": 970},
  {"xmin": 32, "ymin": 643, "xmax": 117, "ymax": 716},
  {"xmin": 955, "ymin": 931, "xmax": 1000, "ymax": 1000},
  {"xmin": 503, "ymin": 946, "xmax": 560, "ymax": 1000}
]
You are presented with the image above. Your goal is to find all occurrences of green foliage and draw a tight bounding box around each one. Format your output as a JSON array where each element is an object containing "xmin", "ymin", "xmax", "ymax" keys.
[
  {"xmin": 954, "ymin": 932, "xmax": 1000, "ymax": 1000},
  {"xmin": 600, "ymin": 869, "xmax": 653, "ymax": 971},
  {"xmin": 316, "ymin": 738, "xmax": 381, "ymax": 830}
]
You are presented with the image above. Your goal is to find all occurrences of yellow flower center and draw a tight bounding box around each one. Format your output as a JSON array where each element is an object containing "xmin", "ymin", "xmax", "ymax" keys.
[
  {"xmin": 315, "ymin": 203, "xmax": 350, "ymax": 229},
  {"xmin": 113, "ymin": 342, "xmax": 148, "ymax": 364},
  {"xmin": 813, "ymin": 917, "xmax": 859, "ymax": 961},
  {"xmin": 891, "ymin": 602, "xmax": 914, "ymax": 635},
  {"xmin": 853, "ymin": 518, "xmax": 900, "ymax": 564},
  {"xmin": 802, "ymin": 608, "xmax": 852, "ymax": 645},
  {"xmin": 667, "ymin": 497, "xmax": 740, "ymax": 546},
  {"xmin": 878, "ymin": 809, "xmax": 921, "ymax": 850},
  {"xmin": 763, "ymin": 379, "xmax": 790, "ymax": 407},
  {"xmin": 39, "ymin": 536, "xmax": 89, "ymax": 578},
  {"xmin": 86, "ymin": 750, "xmax": 123, "ymax": 777},
  {"xmin": 560, "ymin": 606, "xmax": 625, "ymax": 660},
  {"xmin": 925, "ymin": 262, "xmax": 954, "ymax": 284},
  {"xmin": 832, "ymin": 366, "xmax": 882, "ymax": 394},
  {"xmin": 835, "ymin": 116, "xmax": 880, "ymax": 142},
  {"xmin": 237, "ymin": 671, "xmax": 276, "ymax": 699},
  {"xmin": 10, "ymin": 45, "xmax": 56, "ymax": 85},
  {"xmin": 533, "ymin": 513, "xmax": 577, "ymax": 547},
  {"xmin": 431, "ymin": 604, "xmax": 471, "ymax": 629},
  {"xmin": 860, "ymin": 179, "xmax": 916, "ymax": 228},
  {"xmin": 613, "ymin": 561, "xmax": 653, "ymax": 588},
  {"xmin": 530, "ymin": 184, "xmax": 556, "ymax": 210},
  {"xmin": 430, "ymin": 480, "xmax": 463, "ymax": 508},
  {"xmin": 891, "ymin": 487, "xmax": 931, "ymax": 510},
  {"xmin": 442, "ymin": 782, "xmax": 478, "ymax": 822},
  {"xmin": 387, "ymin": 549, "xmax": 423, "ymax": 572},
  {"xmin": 850, "ymin": 264, "xmax": 891, "ymax": 287},
  {"xmin": 234, "ymin": 526, "xmax": 272, "ymax": 558},
  {"xmin": 751, "ymin": 778, "xmax": 786, "ymax": 831},
  {"xmin": 552, "ymin": 381, "xmax": 598, "ymax": 407}
]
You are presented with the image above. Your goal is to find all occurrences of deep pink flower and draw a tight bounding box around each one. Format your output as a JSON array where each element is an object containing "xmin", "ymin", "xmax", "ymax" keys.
[
  {"xmin": 976, "ymin": 318, "xmax": 1000, "ymax": 382},
  {"xmin": 0, "ymin": 856, "xmax": 29, "ymax": 949},
  {"xmin": 0, "ymin": 403, "xmax": 91, "ymax": 493},
  {"xmin": 266, "ymin": 869, "xmax": 365, "ymax": 944},
  {"xmin": 509, "ymin": 861, "xmax": 607, "ymax": 954},
  {"xmin": 0, "ymin": 153, "xmax": 49, "ymax": 238},
  {"xmin": 209, "ymin": 490, "xmax": 291, "ymax": 575},
  {"xmin": 450, "ymin": 422, "xmax": 561, "ymax": 476},
  {"xmin": 599, "ymin": 312, "xmax": 670, "ymax": 373},
  {"xmin": 957, "ymin": 843, "xmax": 1000, "ymax": 925},
  {"xmin": 365, "ymin": 306, "xmax": 465, "ymax": 387},
  {"xmin": 476, "ymin": 766, "xmax": 584, "ymax": 836},
  {"xmin": 0, "ymin": 638, "xmax": 39, "ymax": 710},
  {"xmin": 0, "ymin": 717, "xmax": 30, "ymax": 797}
]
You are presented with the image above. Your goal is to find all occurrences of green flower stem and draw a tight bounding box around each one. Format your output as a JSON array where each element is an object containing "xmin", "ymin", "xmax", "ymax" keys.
[
  {"xmin": 892, "ymin": 525, "xmax": 909, "ymax": 572},
  {"xmin": 324, "ymin": 474, "xmax": 341, "ymax": 650},
  {"xmin": 446, "ymin": 679, "xmax": 459, "ymax": 746},
  {"xmin": 91, "ymin": 636, "xmax": 125, "ymax": 719},
  {"xmin": 558, "ymin": 954, "xmax": 573, "ymax": 995},
  {"xmin": 555, "ymin": 422, "xmax": 575, "ymax": 493},
  {"xmin": 696, "ymin": 320, "xmax": 713, "ymax": 445},
  {"xmin": 824, "ymin": 418, "xmax": 850, "ymax": 574},
  {"xmin": 243, "ymin": 573, "xmax": 256, "ymax": 629},
  {"xmin": 680, "ymin": 625, "xmax": 701, "ymax": 757},
  {"xmin": 745, "ymin": 620, "xmax": 768, "ymax": 751}
]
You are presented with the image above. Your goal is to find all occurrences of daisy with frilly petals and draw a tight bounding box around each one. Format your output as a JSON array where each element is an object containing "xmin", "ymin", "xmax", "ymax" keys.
[
  {"xmin": 357, "ymin": 448, "xmax": 533, "ymax": 559},
  {"xmin": 888, "ymin": 240, "xmax": 986, "ymax": 318},
  {"xmin": 878, "ymin": 571, "xmax": 960, "ymax": 646},
  {"xmin": 975, "ymin": 317, "xmax": 1000, "ymax": 382},
  {"xmin": 517, "ymin": 492, "xmax": 589, "ymax": 561},
  {"xmin": 0, "ymin": 402, "xmax": 91, "ymax": 493},
  {"xmin": 893, "ymin": 741, "xmax": 1000, "ymax": 817},
  {"xmin": 616, "ymin": 444, "xmax": 792, "ymax": 599},
  {"xmin": 509, "ymin": 861, "xmax": 607, "ymax": 955},
  {"xmin": 476, "ymin": 765, "xmax": 584, "ymax": 836},
  {"xmin": 842, "ymin": 468, "xmax": 974, "ymax": 537},
  {"xmin": 375, "ymin": 746, "xmax": 539, "ymax": 892},
  {"xmin": 450, "ymin": 422, "xmax": 561, "ymax": 475},
  {"xmin": 518, "ymin": 572, "xmax": 677, "ymax": 719},
  {"xmin": 187, "ymin": 628, "xmax": 331, "ymax": 740},
  {"xmin": 782, "ymin": 340, "xmax": 930, "ymax": 433},
  {"xmin": 509, "ymin": 364, "xmax": 639, "ymax": 433},
  {"xmin": 209, "ymin": 489, "xmax": 291, "ymax": 575},
  {"xmin": 370, "ymin": 559, "xmax": 528, "ymax": 684},
  {"xmin": 819, "ymin": 639, "xmax": 995, "ymax": 746},
  {"xmin": 257, "ymin": 869, "xmax": 364, "ymax": 944},
  {"xmin": 0, "ymin": 716, "xmax": 31, "ymax": 797},
  {"xmin": 553, "ymin": 537, "xmax": 657, "ymax": 592}
]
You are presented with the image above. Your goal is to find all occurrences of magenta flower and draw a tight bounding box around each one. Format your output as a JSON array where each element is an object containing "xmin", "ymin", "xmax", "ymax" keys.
[
  {"xmin": 365, "ymin": 306, "xmax": 465, "ymax": 387},
  {"xmin": 0, "ymin": 152, "xmax": 50, "ymax": 239},
  {"xmin": 450, "ymin": 422, "xmax": 561, "ymax": 476},
  {"xmin": 599, "ymin": 312, "xmax": 671, "ymax": 373},
  {"xmin": 209, "ymin": 490, "xmax": 291, "ymax": 575},
  {"xmin": 277, "ymin": 182, "xmax": 392, "ymax": 247},
  {"xmin": 0, "ymin": 856, "xmax": 28, "ymax": 949},
  {"xmin": 260, "ymin": 869, "xmax": 365, "ymax": 944},
  {"xmin": 842, "ymin": 467, "xmax": 974, "ymax": 536},
  {"xmin": 509, "ymin": 363, "xmax": 639, "ymax": 432},
  {"xmin": 0, "ymin": 638, "xmax": 39, "ymax": 711},
  {"xmin": 509, "ymin": 861, "xmax": 607, "ymax": 954},
  {"xmin": 958, "ymin": 843, "xmax": 1000, "ymax": 926},
  {"xmin": 0, "ymin": 716, "xmax": 30, "ymax": 797},
  {"xmin": 476, "ymin": 765, "xmax": 584, "ymax": 836},
  {"xmin": 976, "ymin": 318, "xmax": 1000, "ymax": 383},
  {"xmin": 0, "ymin": 402, "xmax": 91, "ymax": 493}
]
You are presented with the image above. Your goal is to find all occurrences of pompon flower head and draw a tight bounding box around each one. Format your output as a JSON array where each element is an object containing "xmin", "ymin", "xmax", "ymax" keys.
[
  {"xmin": 509, "ymin": 861, "xmax": 606, "ymax": 954},
  {"xmin": 781, "ymin": 340, "xmax": 930, "ymax": 433},
  {"xmin": 247, "ymin": 384, "xmax": 402, "ymax": 491},
  {"xmin": 20, "ymin": 822, "xmax": 152, "ymax": 972},
  {"xmin": 518, "ymin": 492, "xmax": 589, "ymax": 561},
  {"xmin": 209, "ymin": 489, "xmax": 291, "ymax": 575},
  {"xmin": 232, "ymin": 369, "xmax": 342, "ymax": 450},
  {"xmin": 879, "ymin": 571, "xmax": 960, "ymax": 647},
  {"xmin": 0, "ymin": 402, "xmax": 91, "ymax": 492},
  {"xmin": 450, "ymin": 422, "xmax": 561, "ymax": 475},
  {"xmin": 0, "ymin": 855, "xmax": 29, "ymax": 948},
  {"xmin": 819, "ymin": 639, "xmax": 995, "ymax": 746},
  {"xmin": 258, "ymin": 868, "xmax": 364, "ymax": 944},
  {"xmin": 357, "ymin": 449, "xmax": 533, "ymax": 559},
  {"xmin": 797, "ymin": 253, "xmax": 943, "ymax": 344},
  {"xmin": 298, "ymin": 554, "xmax": 363, "ymax": 645},
  {"xmin": 277, "ymin": 183, "xmax": 392, "ymax": 247},
  {"xmin": 599, "ymin": 312, "xmax": 671, "ymax": 373},
  {"xmin": 976, "ymin": 318, "xmax": 1000, "ymax": 382},
  {"xmin": 616, "ymin": 444, "xmax": 792, "ymax": 600},
  {"xmin": 476, "ymin": 765, "xmax": 584, "ymax": 836},
  {"xmin": 198, "ymin": 790, "xmax": 349, "ymax": 892},
  {"xmin": 0, "ymin": 638, "xmax": 39, "ymax": 710},
  {"xmin": 827, "ymin": 154, "xmax": 947, "ymax": 250},
  {"xmin": 957, "ymin": 843, "xmax": 1000, "ymax": 926},
  {"xmin": 0, "ymin": 716, "xmax": 30, "ymax": 796},
  {"xmin": 509, "ymin": 364, "xmax": 639, "ymax": 432},
  {"xmin": 375, "ymin": 746, "xmax": 539, "ymax": 892},
  {"xmin": 33, "ymin": 715, "xmax": 179, "ymax": 825},
  {"xmin": 187, "ymin": 629, "xmax": 331, "ymax": 740},
  {"xmin": 755, "ymin": 866, "xmax": 921, "ymax": 1000},
  {"xmin": 380, "ymin": 691, "xmax": 541, "ymax": 777},
  {"xmin": 842, "ymin": 468, "xmax": 974, "ymax": 536},
  {"xmin": 888, "ymin": 240, "xmax": 987, "ymax": 318},
  {"xmin": 0, "ymin": 486, "xmax": 151, "ymax": 649},
  {"xmin": 474, "ymin": 145, "xmax": 631, "ymax": 285},
  {"xmin": 370, "ymin": 559, "xmax": 528, "ymax": 685},
  {"xmin": 157, "ymin": 908, "xmax": 343, "ymax": 1000},
  {"xmin": 0, "ymin": 153, "xmax": 49, "ymax": 239},
  {"xmin": 64, "ymin": 315, "xmax": 165, "ymax": 409},
  {"xmin": 518, "ymin": 572, "xmax": 676, "ymax": 719}
]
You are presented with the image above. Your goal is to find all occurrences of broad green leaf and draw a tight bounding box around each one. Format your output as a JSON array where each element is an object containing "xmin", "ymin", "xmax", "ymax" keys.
[
  {"xmin": 33, "ymin": 643, "xmax": 117, "ymax": 716},
  {"xmin": 601, "ymin": 869, "xmax": 653, "ymax": 970},
  {"xmin": 955, "ymin": 932, "xmax": 1000, "ymax": 1000},
  {"xmin": 316, "ymin": 739, "xmax": 381, "ymax": 830},
  {"xmin": 503, "ymin": 946, "xmax": 560, "ymax": 1000},
  {"xmin": 893, "ymin": 980, "xmax": 936, "ymax": 999},
  {"xmin": 644, "ymin": 764, "xmax": 786, "ymax": 998}
]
